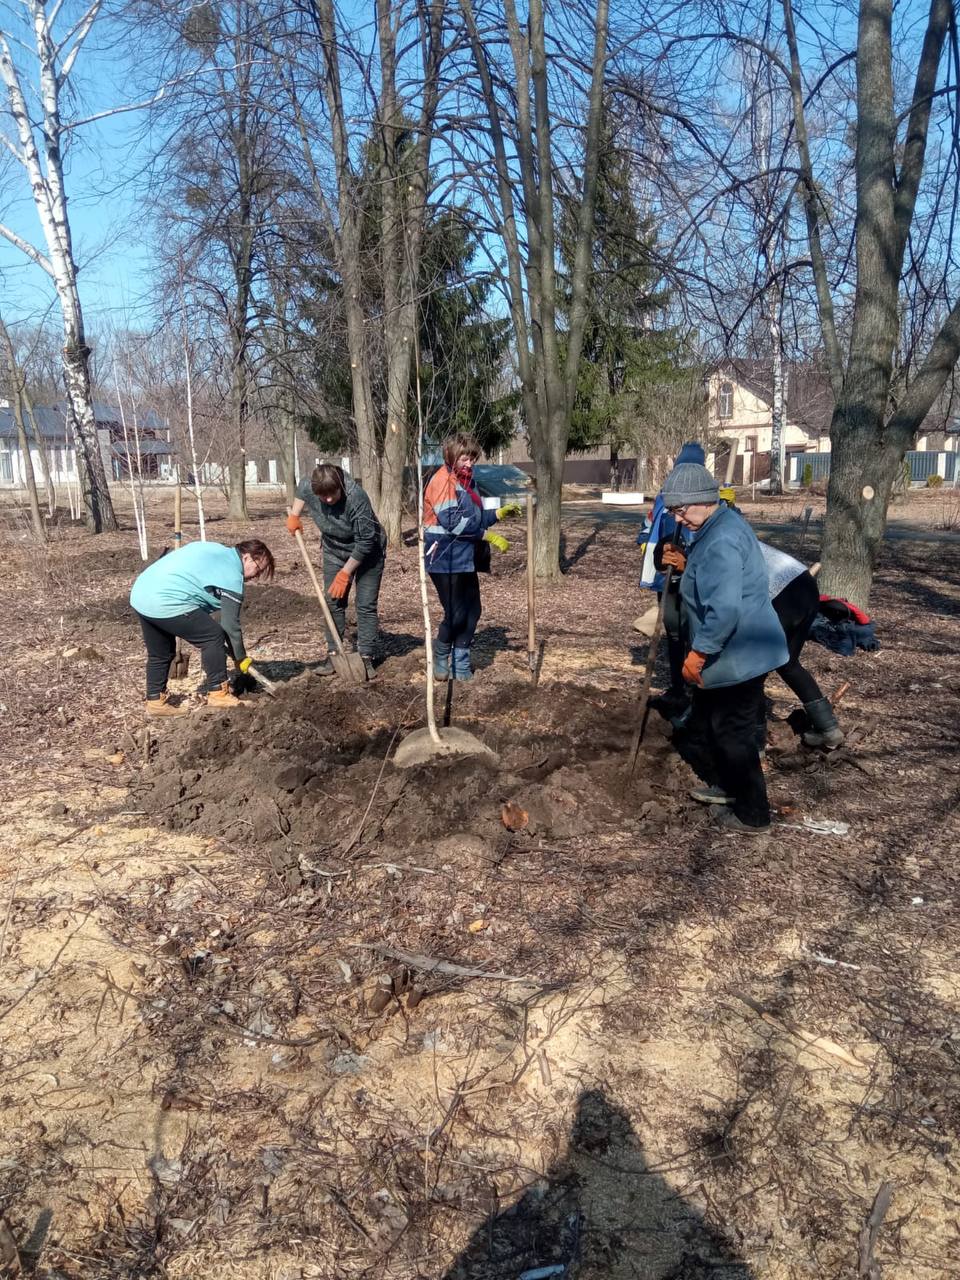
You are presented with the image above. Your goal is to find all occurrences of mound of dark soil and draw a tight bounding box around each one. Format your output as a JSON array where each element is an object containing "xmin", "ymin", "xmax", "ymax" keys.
[{"xmin": 136, "ymin": 666, "xmax": 686, "ymax": 882}]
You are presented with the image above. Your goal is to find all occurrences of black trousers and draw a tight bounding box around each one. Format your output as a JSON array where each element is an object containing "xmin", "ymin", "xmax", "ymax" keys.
[
  {"xmin": 136, "ymin": 609, "xmax": 227, "ymax": 697},
  {"xmin": 771, "ymin": 572, "xmax": 823, "ymax": 705},
  {"xmin": 430, "ymin": 572, "xmax": 482, "ymax": 649},
  {"xmin": 684, "ymin": 676, "xmax": 770, "ymax": 827}
]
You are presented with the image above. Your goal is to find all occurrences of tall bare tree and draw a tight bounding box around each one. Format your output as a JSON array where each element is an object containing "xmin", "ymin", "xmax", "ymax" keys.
[
  {"xmin": 457, "ymin": 0, "xmax": 610, "ymax": 577},
  {"xmin": 0, "ymin": 0, "xmax": 117, "ymax": 531},
  {"xmin": 784, "ymin": 0, "xmax": 960, "ymax": 604},
  {"xmin": 294, "ymin": 0, "xmax": 446, "ymax": 543}
]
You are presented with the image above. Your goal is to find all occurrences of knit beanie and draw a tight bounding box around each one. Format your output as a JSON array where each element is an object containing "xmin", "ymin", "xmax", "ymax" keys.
[
  {"xmin": 675, "ymin": 441, "xmax": 705, "ymax": 467},
  {"xmin": 661, "ymin": 461, "xmax": 719, "ymax": 508}
]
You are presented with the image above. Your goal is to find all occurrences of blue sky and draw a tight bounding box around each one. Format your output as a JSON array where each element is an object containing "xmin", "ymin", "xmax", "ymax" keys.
[{"xmin": 0, "ymin": 11, "xmax": 156, "ymax": 332}]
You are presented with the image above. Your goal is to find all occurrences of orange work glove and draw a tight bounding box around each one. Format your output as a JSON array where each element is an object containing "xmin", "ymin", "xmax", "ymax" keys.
[
  {"xmin": 328, "ymin": 568, "xmax": 351, "ymax": 599},
  {"xmin": 662, "ymin": 546, "xmax": 687, "ymax": 573},
  {"xmin": 682, "ymin": 650, "xmax": 708, "ymax": 686},
  {"xmin": 286, "ymin": 513, "xmax": 303, "ymax": 537}
]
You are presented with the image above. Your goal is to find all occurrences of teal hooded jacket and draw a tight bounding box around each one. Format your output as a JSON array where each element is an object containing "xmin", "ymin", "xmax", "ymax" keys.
[{"xmin": 680, "ymin": 505, "xmax": 789, "ymax": 687}]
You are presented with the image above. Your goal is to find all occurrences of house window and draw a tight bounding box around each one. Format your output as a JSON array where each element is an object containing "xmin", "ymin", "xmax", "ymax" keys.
[
  {"xmin": 718, "ymin": 381, "xmax": 734, "ymax": 419},
  {"xmin": 0, "ymin": 450, "xmax": 13, "ymax": 483}
]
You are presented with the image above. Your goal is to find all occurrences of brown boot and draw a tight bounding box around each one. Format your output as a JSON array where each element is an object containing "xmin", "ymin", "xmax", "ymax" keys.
[
  {"xmin": 205, "ymin": 681, "xmax": 247, "ymax": 708},
  {"xmin": 145, "ymin": 691, "xmax": 188, "ymax": 718}
]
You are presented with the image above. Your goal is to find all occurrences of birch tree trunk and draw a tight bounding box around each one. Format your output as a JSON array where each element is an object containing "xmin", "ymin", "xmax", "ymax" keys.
[{"xmin": 0, "ymin": 2, "xmax": 117, "ymax": 532}]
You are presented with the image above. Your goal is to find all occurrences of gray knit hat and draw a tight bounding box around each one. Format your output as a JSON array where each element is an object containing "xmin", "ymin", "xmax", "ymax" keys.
[{"xmin": 661, "ymin": 461, "xmax": 719, "ymax": 508}]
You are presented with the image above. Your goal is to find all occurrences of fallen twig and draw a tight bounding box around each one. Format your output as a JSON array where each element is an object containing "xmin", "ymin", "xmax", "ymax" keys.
[
  {"xmin": 0, "ymin": 911, "xmax": 92, "ymax": 1024},
  {"xmin": 354, "ymin": 942, "xmax": 530, "ymax": 983},
  {"xmin": 858, "ymin": 1180, "xmax": 895, "ymax": 1278},
  {"xmin": 0, "ymin": 864, "xmax": 20, "ymax": 972},
  {"xmin": 729, "ymin": 989, "xmax": 869, "ymax": 1071}
]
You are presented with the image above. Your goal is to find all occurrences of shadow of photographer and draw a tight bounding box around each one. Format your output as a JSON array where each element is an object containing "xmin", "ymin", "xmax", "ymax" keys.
[{"xmin": 444, "ymin": 1089, "xmax": 753, "ymax": 1279}]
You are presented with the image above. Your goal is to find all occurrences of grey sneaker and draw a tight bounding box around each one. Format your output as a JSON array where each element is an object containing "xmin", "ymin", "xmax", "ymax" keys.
[
  {"xmin": 714, "ymin": 808, "xmax": 770, "ymax": 836},
  {"xmin": 314, "ymin": 657, "xmax": 335, "ymax": 676},
  {"xmin": 690, "ymin": 784, "xmax": 733, "ymax": 806},
  {"xmin": 360, "ymin": 656, "xmax": 377, "ymax": 680}
]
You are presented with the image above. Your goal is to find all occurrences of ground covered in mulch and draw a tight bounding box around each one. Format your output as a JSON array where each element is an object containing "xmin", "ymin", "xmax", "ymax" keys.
[{"xmin": 1, "ymin": 489, "xmax": 959, "ymax": 1279}]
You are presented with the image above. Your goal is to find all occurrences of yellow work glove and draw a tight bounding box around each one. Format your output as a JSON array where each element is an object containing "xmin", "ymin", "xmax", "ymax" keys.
[
  {"xmin": 719, "ymin": 486, "xmax": 736, "ymax": 505},
  {"xmin": 484, "ymin": 530, "xmax": 510, "ymax": 553},
  {"xmin": 496, "ymin": 501, "xmax": 522, "ymax": 521},
  {"xmin": 237, "ymin": 657, "xmax": 253, "ymax": 674}
]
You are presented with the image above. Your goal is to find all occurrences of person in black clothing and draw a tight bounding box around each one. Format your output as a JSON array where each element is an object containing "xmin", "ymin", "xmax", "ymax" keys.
[{"xmin": 287, "ymin": 464, "xmax": 386, "ymax": 678}]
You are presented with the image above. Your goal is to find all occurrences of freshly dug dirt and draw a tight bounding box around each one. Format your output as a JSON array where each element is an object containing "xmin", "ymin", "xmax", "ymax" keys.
[{"xmin": 136, "ymin": 669, "xmax": 682, "ymax": 894}]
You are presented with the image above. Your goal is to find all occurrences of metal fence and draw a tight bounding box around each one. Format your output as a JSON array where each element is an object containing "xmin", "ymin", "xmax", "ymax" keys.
[
  {"xmin": 788, "ymin": 450, "xmax": 957, "ymax": 485},
  {"xmin": 788, "ymin": 452, "xmax": 831, "ymax": 483}
]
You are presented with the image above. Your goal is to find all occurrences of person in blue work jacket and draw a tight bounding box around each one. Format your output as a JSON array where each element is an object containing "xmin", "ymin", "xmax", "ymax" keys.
[
  {"xmin": 658, "ymin": 461, "xmax": 788, "ymax": 834},
  {"xmin": 130, "ymin": 538, "xmax": 275, "ymax": 716}
]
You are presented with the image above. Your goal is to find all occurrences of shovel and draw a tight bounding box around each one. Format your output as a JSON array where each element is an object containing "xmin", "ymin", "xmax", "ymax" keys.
[
  {"xmin": 246, "ymin": 664, "xmax": 278, "ymax": 698},
  {"xmin": 627, "ymin": 561, "xmax": 675, "ymax": 773},
  {"xmin": 290, "ymin": 523, "xmax": 367, "ymax": 685}
]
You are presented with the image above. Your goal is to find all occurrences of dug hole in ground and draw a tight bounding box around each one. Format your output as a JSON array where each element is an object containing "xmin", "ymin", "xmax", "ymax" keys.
[{"xmin": 1, "ymin": 488, "xmax": 959, "ymax": 1279}]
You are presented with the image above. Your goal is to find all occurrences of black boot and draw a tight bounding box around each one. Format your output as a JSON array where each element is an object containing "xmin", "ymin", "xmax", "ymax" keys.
[{"xmin": 802, "ymin": 697, "xmax": 844, "ymax": 749}]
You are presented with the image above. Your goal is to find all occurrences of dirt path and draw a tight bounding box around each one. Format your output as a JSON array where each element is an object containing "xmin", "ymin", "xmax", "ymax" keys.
[{"xmin": 1, "ymin": 492, "xmax": 959, "ymax": 1278}]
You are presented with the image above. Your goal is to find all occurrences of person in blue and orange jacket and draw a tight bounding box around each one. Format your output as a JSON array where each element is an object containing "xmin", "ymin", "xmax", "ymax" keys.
[{"xmin": 423, "ymin": 433, "xmax": 521, "ymax": 681}]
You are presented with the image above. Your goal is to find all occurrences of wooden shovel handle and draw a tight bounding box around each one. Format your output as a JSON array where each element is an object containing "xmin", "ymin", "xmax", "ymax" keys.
[{"xmin": 292, "ymin": 523, "xmax": 348, "ymax": 658}]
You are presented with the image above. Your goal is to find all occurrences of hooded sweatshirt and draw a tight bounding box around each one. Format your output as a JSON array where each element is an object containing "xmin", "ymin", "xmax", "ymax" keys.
[{"xmin": 637, "ymin": 442, "xmax": 705, "ymax": 590}]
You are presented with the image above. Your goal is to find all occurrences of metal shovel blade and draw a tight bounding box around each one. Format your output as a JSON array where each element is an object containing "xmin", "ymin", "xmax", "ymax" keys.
[{"xmin": 332, "ymin": 649, "xmax": 368, "ymax": 684}]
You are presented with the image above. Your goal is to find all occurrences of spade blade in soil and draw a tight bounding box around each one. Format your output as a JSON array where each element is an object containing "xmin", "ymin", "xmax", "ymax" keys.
[{"xmin": 333, "ymin": 649, "xmax": 368, "ymax": 684}]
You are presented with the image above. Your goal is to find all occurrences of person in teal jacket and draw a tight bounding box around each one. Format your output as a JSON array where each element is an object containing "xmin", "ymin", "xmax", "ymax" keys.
[
  {"xmin": 659, "ymin": 462, "xmax": 788, "ymax": 834},
  {"xmin": 130, "ymin": 538, "xmax": 275, "ymax": 715}
]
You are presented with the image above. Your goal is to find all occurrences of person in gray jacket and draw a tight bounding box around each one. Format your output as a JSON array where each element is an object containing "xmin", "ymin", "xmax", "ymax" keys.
[
  {"xmin": 659, "ymin": 461, "xmax": 788, "ymax": 834},
  {"xmin": 287, "ymin": 465, "xmax": 386, "ymax": 677}
]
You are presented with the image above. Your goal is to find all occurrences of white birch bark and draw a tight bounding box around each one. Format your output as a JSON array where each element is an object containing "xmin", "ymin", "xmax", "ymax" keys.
[
  {"xmin": 0, "ymin": 1, "xmax": 117, "ymax": 531},
  {"xmin": 114, "ymin": 371, "xmax": 148, "ymax": 559},
  {"xmin": 183, "ymin": 331, "xmax": 207, "ymax": 540}
]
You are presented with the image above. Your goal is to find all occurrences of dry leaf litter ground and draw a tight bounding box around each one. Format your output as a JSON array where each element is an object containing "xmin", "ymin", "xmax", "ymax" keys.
[{"xmin": 0, "ymin": 489, "xmax": 958, "ymax": 1279}]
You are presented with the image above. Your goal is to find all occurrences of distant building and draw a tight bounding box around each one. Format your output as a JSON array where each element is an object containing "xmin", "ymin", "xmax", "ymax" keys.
[
  {"xmin": 0, "ymin": 400, "xmax": 174, "ymax": 487},
  {"xmin": 706, "ymin": 360, "xmax": 958, "ymax": 484}
]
